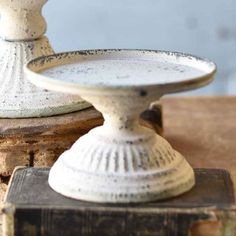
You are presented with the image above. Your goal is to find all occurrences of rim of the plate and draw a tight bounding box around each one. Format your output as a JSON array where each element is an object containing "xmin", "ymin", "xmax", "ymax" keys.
[{"xmin": 25, "ymin": 49, "xmax": 217, "ymax": 95}]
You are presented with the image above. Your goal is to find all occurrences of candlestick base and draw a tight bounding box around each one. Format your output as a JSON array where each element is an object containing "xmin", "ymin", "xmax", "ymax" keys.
[{"xmin": 49, "ymin": 125, "xmax": 195, "ymax": 203}]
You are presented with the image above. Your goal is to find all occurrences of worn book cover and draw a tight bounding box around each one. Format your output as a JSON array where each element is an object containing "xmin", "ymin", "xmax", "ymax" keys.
[{"xmin": 2, "ymin": 167, "xmax": 236, "ymax": 236}]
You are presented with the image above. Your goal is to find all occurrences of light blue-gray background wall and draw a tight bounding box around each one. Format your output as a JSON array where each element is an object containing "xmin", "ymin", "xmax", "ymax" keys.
[{"xmin": 44, "ymin": 0, "xmax": 236, "ymax": 95}]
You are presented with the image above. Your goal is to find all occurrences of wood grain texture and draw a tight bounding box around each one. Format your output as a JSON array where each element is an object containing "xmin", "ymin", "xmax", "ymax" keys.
[
  {"xmin": 162, "ymin": 96, "xmax": 236, "ymax": 196},
  {"xmin": 0, "ymin": 108, "xmax": 103, "ymax": 176}
]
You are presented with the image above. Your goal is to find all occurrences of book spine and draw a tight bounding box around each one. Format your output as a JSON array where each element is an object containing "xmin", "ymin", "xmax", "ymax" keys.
[{"xmin": 3, "ymin": 208, "xmax": 236, "ymax": 236}]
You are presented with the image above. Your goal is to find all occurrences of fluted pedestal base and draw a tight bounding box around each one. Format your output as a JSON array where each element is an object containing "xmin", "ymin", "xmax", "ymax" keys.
[
  {"xmin": 0, "ymin": 37, "xmax": 90, "ymax": 118},
  {"xmin": 49, "ymin": 126, "xmax": 195, "ymax": 203}
]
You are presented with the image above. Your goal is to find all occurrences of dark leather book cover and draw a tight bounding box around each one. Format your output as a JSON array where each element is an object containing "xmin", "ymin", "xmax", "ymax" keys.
[{"xmin": 2, "ymin": 167, "xmax": 235, "ymax": 236}]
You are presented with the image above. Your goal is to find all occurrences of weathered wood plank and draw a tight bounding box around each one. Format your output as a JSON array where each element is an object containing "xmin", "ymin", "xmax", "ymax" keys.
[
  {"xmin": 0, "ymin": 108, "xmax": 103, "ymax": 177},
  {"xmin": 162, "ymin": 97, "xmax": 236, "ymax": 196}
]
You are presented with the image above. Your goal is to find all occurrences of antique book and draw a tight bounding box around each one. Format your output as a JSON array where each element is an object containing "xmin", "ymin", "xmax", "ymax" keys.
[{"xmin": 2, "ymin": 167, "xmax": 235, "ymax": 236}]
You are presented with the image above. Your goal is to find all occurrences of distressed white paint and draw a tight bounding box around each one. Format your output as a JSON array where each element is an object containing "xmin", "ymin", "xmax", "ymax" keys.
[
  {"xmin": 25, "ymin": 49, "xmax": 216, "ymax": 203},
  {"xmin": 0, "ymin": 0, "xmax": 46, "ymax": 41},
  {"xmin": 0, "ymin": 0, "xmax": 90, "ymax": 117},
  {"xmin": 42, "ymin": 58, "xmax": 207, "ymax": 86}
]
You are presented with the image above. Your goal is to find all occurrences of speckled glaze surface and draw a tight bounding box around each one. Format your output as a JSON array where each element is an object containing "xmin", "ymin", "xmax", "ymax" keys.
[
  {"xmin": 0, "ymin": 0, "xmax": 46, "ymax": 41},
  {"xmin": 0, "ymin": 0, "xmax": 90, "ymax": 118},
  {"xmin": 25, "ymin": 49, "xmax": 216, "ymax": 203}
]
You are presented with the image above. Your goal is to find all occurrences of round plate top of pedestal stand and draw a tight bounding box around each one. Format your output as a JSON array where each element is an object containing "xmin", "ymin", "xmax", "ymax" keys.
[
  {"xmin": 25, "ymin": 49, "xmax": 216, "ymax": 203},
  {"xmin": 25, "ymin": 49, "xmax": 216, "ymax": 96}
]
